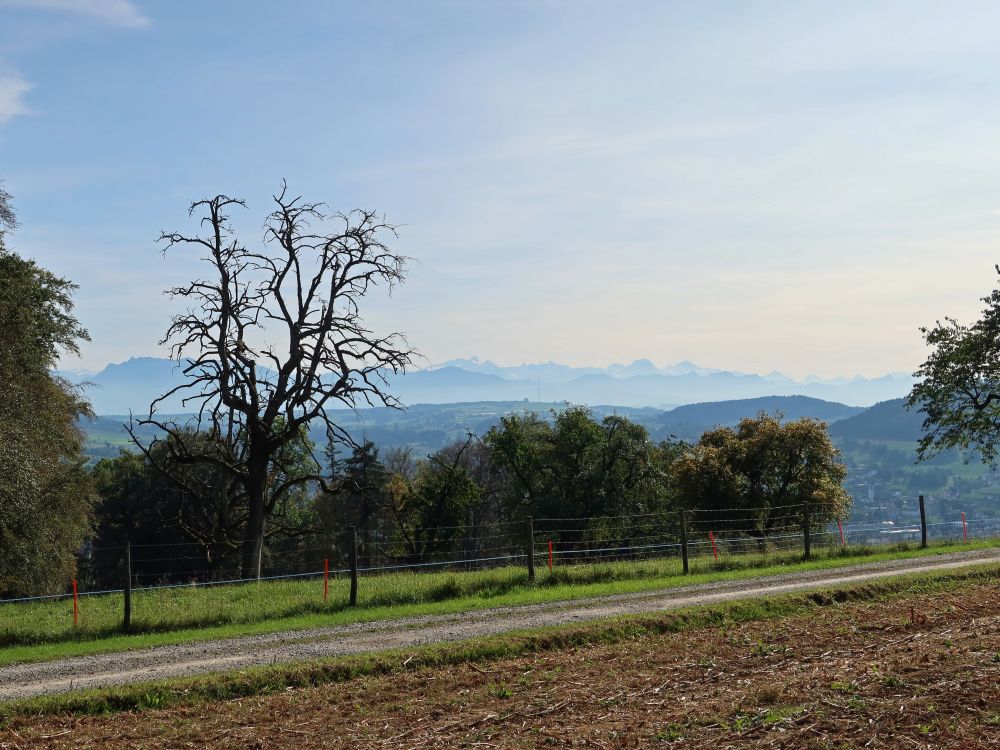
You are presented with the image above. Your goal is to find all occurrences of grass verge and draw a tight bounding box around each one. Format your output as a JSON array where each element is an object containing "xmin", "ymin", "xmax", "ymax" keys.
[
  {"xmin": 1, "ymin": 538, "xmax": 996, "ymax": 667},
  {"xmin": 2, "ymin": 560, "xmax": 999, "ymax": 724}
]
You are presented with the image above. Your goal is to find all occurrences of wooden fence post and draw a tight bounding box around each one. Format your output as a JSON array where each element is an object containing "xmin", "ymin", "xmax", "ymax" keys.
[
  {"xmin": 680, "ymin": 510, "xmax": 689, "ymax": 575},
  {"xmin": 918, "ymin": 494, "xmax": 927, "ymax": 549},
  {"xmin": 123, "ymin": 542, "xmax": 132, "ymax": 632},
  {"xmin": 526, "ymin": 516, "xmax": 536, "ymax": 580},
  {"xmin": 802, "ymin": 500, "xmax": 811, "ymax": 560},
  {"xmin": 349, "ymin": 526, "xmax": 359, "ymax": 607}
]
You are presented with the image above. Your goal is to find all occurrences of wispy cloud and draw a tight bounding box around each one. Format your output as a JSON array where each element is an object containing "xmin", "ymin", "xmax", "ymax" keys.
[
  {"xmin": 0, "ymin": 71, "xmax": 31, "ymax": 125},
  {"xmin": 0, "ymin": 0, "xmax": 148, "ymax": 131},
  {"xmin": 0, "ymin": 0, "xmax": 150, "ymax": 28}
]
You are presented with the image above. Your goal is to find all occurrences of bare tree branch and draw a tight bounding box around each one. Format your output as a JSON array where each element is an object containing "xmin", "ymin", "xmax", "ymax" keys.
[{"xmin": 131, "ymin": 184, "xmax": 417, "ymax": 576}]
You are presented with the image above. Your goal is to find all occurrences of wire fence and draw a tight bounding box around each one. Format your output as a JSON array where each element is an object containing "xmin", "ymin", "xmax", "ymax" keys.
[{"xmin": 2, "ymin": 496, "xmax": 997, "ymax": 609}]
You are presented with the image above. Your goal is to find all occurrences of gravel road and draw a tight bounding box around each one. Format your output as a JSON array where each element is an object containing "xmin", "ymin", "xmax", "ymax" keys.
[{"xmin": 3, "ymin": 548, "xmax": 999, "ymax": 702}]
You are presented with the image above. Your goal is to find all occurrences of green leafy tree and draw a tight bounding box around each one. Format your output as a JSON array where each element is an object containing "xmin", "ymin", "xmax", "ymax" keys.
[
  {"xmin": 89, "ymin": 450, "xmax": 198, "ymax": 585},
  {"xmin": 671, "ymin": 413, "xmax": 850, "ymax": 539},
  {"xmin": 0, "ymin": 190, "xmax": 95, "ymax": 596},
  {"xmin": 482, "ymin": 410, "xmax": 550, "ymax": 509},
  {"xmin": 391, "ymin": 438, "xmax": 484, "ymax": 563},
  {"xmin": 908, "ymin": 270, "xmax": 1000, "ymax": 464},
  {"xmin": 91, "ymin": 450, "xmax": 180, "ymax": 547},
  {"xmin": 311, "ymin": 441, "xmax": 393, "ymax": 567},
  {"xmin": 485, "ymin": 407, "xmax": 676, "ymax": 543}
]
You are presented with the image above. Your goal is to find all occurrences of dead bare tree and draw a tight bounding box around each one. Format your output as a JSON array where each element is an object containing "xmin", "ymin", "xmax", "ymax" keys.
[{"xmin": 128, "ymin": 183, "xmax": 416, "ymax": 576}]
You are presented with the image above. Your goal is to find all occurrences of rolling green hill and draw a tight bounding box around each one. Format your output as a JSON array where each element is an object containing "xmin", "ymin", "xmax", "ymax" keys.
[
  {"xmin": 828, "ymin": 398, "xmax": 924, "ymax": 442},
  {"xmin": 653, "ymin": 395, "xmax": 862, "ymax": 441}
]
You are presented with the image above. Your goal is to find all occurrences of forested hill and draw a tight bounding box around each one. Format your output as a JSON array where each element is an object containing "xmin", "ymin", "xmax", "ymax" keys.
[
  {"xmin": 655, "ymin": 395, "xmax": 862, "ymax": 440},
  {"xmin": 828, "ymin": 398, "xmax": 925, "ymax": 442},
  {"xmin": 82, "ymin": 395, "xmax": 862, "ymax": 460}
]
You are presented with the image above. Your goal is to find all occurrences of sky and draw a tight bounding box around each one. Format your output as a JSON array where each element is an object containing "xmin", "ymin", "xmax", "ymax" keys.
[{"xmin": 2, "ymin": 0, "xmax": 1000, "ymax": 379}]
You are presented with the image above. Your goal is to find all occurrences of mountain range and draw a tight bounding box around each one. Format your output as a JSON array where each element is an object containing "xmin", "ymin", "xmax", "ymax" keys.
[{"xmin": 58, "ymin": 356, "xmax": 915, "ymax": 415}]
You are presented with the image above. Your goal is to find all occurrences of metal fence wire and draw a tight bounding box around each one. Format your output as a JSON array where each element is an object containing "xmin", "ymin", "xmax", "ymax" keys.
[{"xmin": 1, "ymin": 494, "xmax": 994, "ymax": 607}]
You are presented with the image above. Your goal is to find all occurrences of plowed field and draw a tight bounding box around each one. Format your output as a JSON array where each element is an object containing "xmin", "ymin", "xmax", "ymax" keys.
[{"xmin": 6, "ymin": 583, "xmax": 1000, "ymax": 748}]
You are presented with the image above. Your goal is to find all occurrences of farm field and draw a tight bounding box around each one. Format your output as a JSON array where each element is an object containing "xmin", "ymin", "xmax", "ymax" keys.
[
  {"xmin": 4, "ymin": 539, "xmax": 998, "ymax": 665},
  {"xmin": 5, "ymin": 566, "xmax": 1000, "ymax": 748},
  {"xmin": 5, "ymin": 552, "xmax": 998, "ymax": 703}
]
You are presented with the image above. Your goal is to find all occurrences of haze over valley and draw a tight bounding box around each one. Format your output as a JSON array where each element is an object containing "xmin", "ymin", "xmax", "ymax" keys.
[{"xmin": 61, "ymin": 355, "xmax": 914, "ymax": 417}]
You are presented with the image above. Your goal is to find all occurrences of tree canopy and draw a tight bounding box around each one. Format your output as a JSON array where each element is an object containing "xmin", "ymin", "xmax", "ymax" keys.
[
  {"xmin": 484, "ymin": 406, "xmax": 680, "ymax": 541},
  {"xmin": 0, "ymin": 193, "xmax": 95, "ymax": 596},
  {"xmin": 908, "ymin": 269, "xmax": 1000, "ymax": 464},
  {"xmin": 671, "ymin": 413, "xmax": 850, "ymax": 535},
  {"xmin": 0, "ymin": 180, "xmax": 15, "ymax": 232}
]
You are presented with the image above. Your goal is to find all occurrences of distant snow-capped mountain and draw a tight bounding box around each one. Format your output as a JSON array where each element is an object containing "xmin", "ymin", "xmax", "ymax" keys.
[{"xmin": 60, "ymin": 356, "xmax": 915, "ymax": 415}]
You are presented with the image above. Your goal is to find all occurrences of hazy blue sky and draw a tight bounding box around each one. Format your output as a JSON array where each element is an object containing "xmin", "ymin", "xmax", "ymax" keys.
[{"xmin": 2, "ymin": 0, "xmax": 1000, "ymax": 378}]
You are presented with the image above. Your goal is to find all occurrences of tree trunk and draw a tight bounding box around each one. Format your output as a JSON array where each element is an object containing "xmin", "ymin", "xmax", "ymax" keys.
[
  {"xmin": 241, "ymin": 503, "xmax": 265, "ymax": 579},
  {"xmin": 241, "ymin": 448, "xmax": 269, "ymax": 578},
  {"xmin": 241, "ymin": 512, "xmax": 264, "ymax": 578}
]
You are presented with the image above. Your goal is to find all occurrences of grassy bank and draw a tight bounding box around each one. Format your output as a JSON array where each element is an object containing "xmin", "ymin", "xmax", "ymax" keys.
[
  {"xmin": 1, "ymin": 538, "xmax": 996, "ymax": 666},
  {"xmin": 3, "ymin": 560, "xmax": 998, "ymax": 723}
]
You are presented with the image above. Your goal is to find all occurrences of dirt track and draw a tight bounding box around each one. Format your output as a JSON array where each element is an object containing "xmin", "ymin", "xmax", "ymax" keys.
[
  {"xmin": 3, "ymin": 548, "xmax": 1000, "ymax": 702},
  {"xmin": 12, "ymin": 572, "xmax": 998, "ymax": 749}
]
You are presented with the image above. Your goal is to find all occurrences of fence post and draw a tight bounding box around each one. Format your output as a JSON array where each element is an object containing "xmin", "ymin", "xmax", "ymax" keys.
[
  {"xmin": 123, "ymin": 542, "xmax": 132, "ymax": 632},
  {"xmin": 680, "ymin": 510, "xmax": 689, "ymax": 575},
  {"xmin": 256, "ymin": 534, "xmax": 263, "ymax": 581},
  {"xmin": 918, "ymin": 494, "xmax": 927, "ymax": 548},
  {"xmin": 526, "ymin": 516, "xmax": 536, "ymax": 580},
  {"xmin": 802, "ymin": 500, "xmax": 811, "ymax": 560},
  {"xmin": 349, "ymin": 526, "xmax": 358, "ymax": 607}
]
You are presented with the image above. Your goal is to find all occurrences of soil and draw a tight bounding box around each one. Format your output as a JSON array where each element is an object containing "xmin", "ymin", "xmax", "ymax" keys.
[
  {"xmin": 3, "ymin": 548, "xmax": 1000, "ymax": 704},
  {"xmin": 5, "ymin": 568, "xmax": 1000, "ymax": 747}
]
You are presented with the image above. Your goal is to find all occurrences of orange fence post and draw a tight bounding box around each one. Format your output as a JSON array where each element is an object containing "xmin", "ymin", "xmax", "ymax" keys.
[
  {"xmin": 548, "ymin": 540, "xmax": 553, "ymax": 571},
  {"xmin": 323, "ymin": 558, "xmax": 329, "ymax": 601},
  {"xmin": 708, "ymin": 530, "xmax": 719, "ymax": 561},
  {"xmin": 962, "ymin": 512, "xmax": 968, "ymax": 541},
  {"xmin": 837, "ymin": 519, "xmax": 846, "ymax": 548},
  {"xmin": 72, "ymin": 578, "xmax": 79, "ymax": 626}
]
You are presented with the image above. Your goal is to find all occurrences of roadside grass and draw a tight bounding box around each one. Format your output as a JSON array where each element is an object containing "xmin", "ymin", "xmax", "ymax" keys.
[
  {"xmin": 1, "ymin": 537, "xmax": 996, "ymax": 667},
  {"xmin": 2, "ymin": 561, "xmax": 998, "ymax": 723}
]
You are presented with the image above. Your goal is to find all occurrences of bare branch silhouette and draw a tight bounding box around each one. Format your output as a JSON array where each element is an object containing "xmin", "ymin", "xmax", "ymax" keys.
[{"xmin": 129, "ymin": 183, "xmax": 416, "ymax": 576}]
